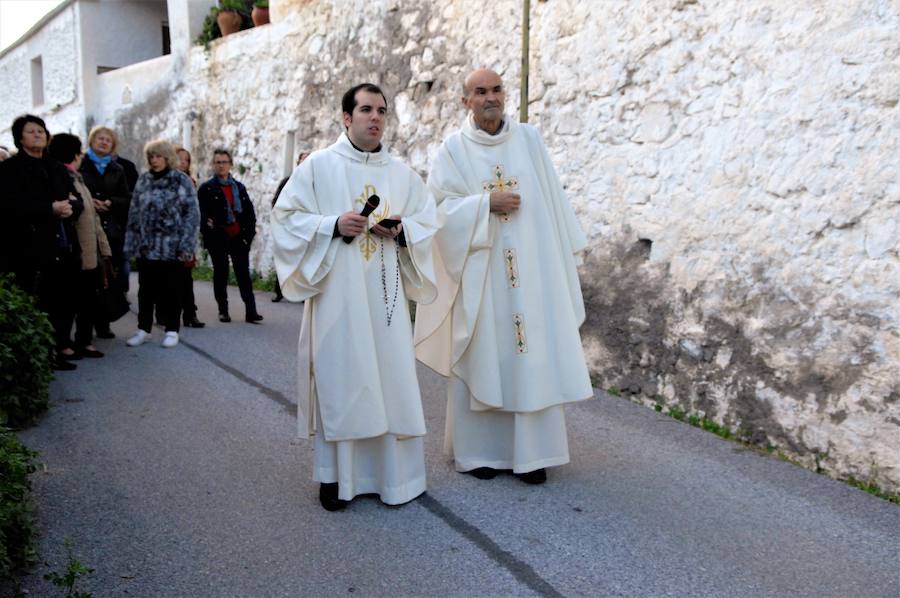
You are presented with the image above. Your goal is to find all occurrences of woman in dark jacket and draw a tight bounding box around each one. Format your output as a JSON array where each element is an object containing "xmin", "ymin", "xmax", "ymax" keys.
[
  {"xmin": 0, "ymin": 114, "xmax": 83, "ymax": 370},
  {"xmin": 49, "ymin": 133, "xmax": 113, "ymax": 359},
  {"xmin": 80, "ymin": 125, "xmax": 131, "ymax": 338},
  {"xmin": 124, "ymin": 140, "xmax": 199, "ymax": 349},
  {"xmin": 173, "ymin": 146, "xmax": 204, "ymax": 328}
]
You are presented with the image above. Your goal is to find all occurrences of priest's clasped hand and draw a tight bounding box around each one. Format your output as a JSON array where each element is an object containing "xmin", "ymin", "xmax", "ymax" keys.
[
  {"xmin": 337, "ymin": 211, "xmax": 369, "ymax": 237},
  {"xmin": 371, "ymin": 214, "xmax": 403, "ymax": 239},
  {"xmin": 489, "ymin": 191, "xmax": 521, "ymax": 213}
]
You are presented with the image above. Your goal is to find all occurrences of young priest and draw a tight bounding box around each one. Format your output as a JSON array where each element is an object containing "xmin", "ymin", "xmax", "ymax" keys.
[{"xmin": 272, "ymin": 83, "xmax": 438, "ymax": 511}]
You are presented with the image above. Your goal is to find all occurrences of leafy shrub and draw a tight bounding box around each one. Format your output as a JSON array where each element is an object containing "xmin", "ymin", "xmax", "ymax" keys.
[
  {"xmin": 0, "ymin": 428, "xmax": 39, "ymax": 579},
  {"xmin": 0, "ymin": 275, "xmax": 54, "ymax": 428}
]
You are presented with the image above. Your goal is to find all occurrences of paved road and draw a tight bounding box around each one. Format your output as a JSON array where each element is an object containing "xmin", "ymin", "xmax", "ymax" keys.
[{"xmin": 11, "ymin": 280, "xmax": 899, "ymax": 597}]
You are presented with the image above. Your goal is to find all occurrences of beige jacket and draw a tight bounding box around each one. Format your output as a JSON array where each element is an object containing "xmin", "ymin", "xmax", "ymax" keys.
[{"xmin": 71, "ymin": 170, "xmax": 112, "ymax": 270}]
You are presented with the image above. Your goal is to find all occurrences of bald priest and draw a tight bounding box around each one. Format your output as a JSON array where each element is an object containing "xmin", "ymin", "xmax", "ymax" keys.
[{"xmin": 414, "ymin": 68, "xmax": 594, "ymax": 485}]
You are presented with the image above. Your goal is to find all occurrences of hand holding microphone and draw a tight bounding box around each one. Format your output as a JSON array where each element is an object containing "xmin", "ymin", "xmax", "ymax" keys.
[{"xmin": 340, "ymin": 194, "xmax": 380, "ymax": 244}]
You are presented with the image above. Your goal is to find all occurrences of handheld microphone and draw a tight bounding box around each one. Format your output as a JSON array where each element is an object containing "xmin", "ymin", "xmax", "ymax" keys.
[{"xmin": 343, "ymin": 194, "xmax": 380, "ymax": 244}]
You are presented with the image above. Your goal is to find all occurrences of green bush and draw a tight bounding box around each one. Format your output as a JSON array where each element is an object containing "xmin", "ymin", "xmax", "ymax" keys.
[
  {"xmin": 0, "ymin": 428, "xmax": 39, "ymax": 579},
  {"xmin": 191, "ymin": 263, "xmax": 278, "ymax": 293},
  {"xmin": 0, "ymin": 275, "xmax": 54, "ymax": 428}
]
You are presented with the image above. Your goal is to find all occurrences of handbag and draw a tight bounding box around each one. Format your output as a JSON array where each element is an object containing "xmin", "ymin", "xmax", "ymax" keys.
[{"xmin": 99, "ymin": 287, "xmax": 130, "ymax": 322}]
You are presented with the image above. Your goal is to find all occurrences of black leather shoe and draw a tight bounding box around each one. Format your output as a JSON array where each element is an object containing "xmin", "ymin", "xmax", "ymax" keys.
[
  {"xmin": 52, "ymin": 358, "xmax": 77, "ymax": 371},
  {"xmin": 514, "ymin": 468, "xmax": 547, "ymax": 485},
  {"xmin": 184, "ymin": 316, "xmax": 206, "ymax": 328},
  {"xmin": 59, "ymin": 350, "xmax": 82, "ymax": 361},
  {"xmin": 95, "ymin": 330, "xmax": 115, "ymax": 339},
  {"xmin": 271, "ymin": 294, "xmax": 283, "ymax": 303},
  {"xmin": 218, "ymin": 313, "xmax": 231, "ymax": 323},
  {"xmin": 469, "ymin": 467, "xmax": 499, "ymax": 480},
  {"xmin": 245, "ymin": 313, "xmax": 264, "ymax": 324},
  {"xmin": 319, "ymin": 483, "xmax": 349, "ymax": 511}
]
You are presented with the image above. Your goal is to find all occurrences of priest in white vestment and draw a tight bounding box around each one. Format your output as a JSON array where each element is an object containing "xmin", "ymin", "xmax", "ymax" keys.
[
  {"xmin": 414, "ymin": 69, "xmax": 593, "ymax": 484},
  {"xmin": 272, "ymin": 83, "xmax": 437, "ymax": 510}
]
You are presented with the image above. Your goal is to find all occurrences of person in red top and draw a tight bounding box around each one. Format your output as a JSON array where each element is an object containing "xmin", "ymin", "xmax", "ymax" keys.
[{"xmin": 197, "ymin": 149, "xmax": 262, "ymax": 323}]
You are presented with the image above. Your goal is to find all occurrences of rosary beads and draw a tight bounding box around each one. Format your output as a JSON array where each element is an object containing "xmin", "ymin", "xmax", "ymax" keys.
[{"xmin": 380, "ymin": 238, "xmax": 400, "ymax": 326}]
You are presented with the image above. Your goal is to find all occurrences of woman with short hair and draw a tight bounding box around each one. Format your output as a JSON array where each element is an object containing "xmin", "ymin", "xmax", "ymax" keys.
[
  {"xmin": 0, "ymin": 114, "xmax": 83, "ymax": 370},
  {"xmin": 80, "ymin": 125, "xmax": 131, "ymax": 338},
  {"xmin": 124, "ymin": 140, "xmax": 199, "ymax": 349},
  {"xmin": 48, "ymin": 133, "xmax": 112, "ymax": 358},
  {"xmin": 173, "ymin": 146, "xmax": 204, "ymax": 328}
]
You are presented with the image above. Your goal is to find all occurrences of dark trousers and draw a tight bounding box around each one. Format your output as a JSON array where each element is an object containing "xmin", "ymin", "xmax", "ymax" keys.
[
  {"xmin": 37, "ymin": 258, "xmax": 79, "ymax": 351},
  {"xmin": 95, "ymin": 240, "xmax": 127, "ymax": 334},
  {"xmin": 74, "ymin": 267, "xmax": 102, "ymax": 347},
  {"xmin": 209, "ymin": 237, "xmax": 257, "ymax": 317},
  {"xmin": 273, "ymin": 272, "xmax": 283, "ymax": 300},
  {"xmin": 137, "ymin": 259, "xmax": 182, "ymax": 333},
  {"xmin": 179, "ymin": 265, "xmax": 198, "ymax": 322}
]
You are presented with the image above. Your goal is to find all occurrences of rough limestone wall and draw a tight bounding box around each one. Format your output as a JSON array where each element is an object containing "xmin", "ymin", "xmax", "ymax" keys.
[
  {"xmin": 104, "ymin": 0, "xmax": 899, "ymax": 491},
  {"xmin": 529, "ymin": 0, "xmax": 899, "ymax": 490}
]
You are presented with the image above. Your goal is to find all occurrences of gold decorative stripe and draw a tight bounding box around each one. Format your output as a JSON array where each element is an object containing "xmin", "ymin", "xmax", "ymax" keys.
[
  {"xmin": 482, "ymin": 164, "xmax": 517, "ymax": 224},
  {"xmin": 359, "ymin": 233, "xmax": 377, "ymax": 260},
  {"xmin": 353, "ymin": 184, "xmax": 390, "ymax": 261},
  {"xmin": 513, "ymin": 312, "xmax": 528, "ymax": 354},
  {"xmin": 504, "ymin": 248, "xmax": 520, "ymax": 288}
]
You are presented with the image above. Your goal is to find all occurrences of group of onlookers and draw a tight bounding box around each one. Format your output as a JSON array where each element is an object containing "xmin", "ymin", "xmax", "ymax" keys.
[{"xmin": 0, "ymin": 113, "xmax": 265, "ymax": 369}]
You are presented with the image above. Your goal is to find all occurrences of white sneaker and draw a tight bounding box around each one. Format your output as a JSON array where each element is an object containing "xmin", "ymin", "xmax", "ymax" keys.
[
  {"xmin": 161, "ymin": 331, "xmax": 179, "ymax": 348},
  {"xmin": 126, "ymin": 330, "xmax": 150, "ymax": 347}
]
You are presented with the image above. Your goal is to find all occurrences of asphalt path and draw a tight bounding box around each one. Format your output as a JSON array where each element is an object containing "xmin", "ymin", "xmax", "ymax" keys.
[{"xmin": 10, "ymin": 280, "xmax": 899, "ymax": 597}]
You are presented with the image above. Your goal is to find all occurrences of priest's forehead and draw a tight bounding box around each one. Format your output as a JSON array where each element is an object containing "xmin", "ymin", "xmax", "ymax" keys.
[
  {"xmin": 463, "ymin": 69, "xmax": 504, "ymax": 94},
  {"xmin": 355, "ymin": 90, "xmax": 387, "ymax": 111}
]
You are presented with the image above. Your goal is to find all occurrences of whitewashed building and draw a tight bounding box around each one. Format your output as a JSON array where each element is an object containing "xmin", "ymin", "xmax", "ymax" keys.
[{"xmin": 0, "ymin": 0, "xmax": 214, "ymax": 152}]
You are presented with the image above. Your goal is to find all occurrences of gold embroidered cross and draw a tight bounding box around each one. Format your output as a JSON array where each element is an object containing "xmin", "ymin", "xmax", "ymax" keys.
[
  {"xmin": 482, "ymin": 164, "xmax": 518, "ymax": 223},
  {"xmin": 353, "ymin": 184, "xmax": 390, "ymax": 260}
]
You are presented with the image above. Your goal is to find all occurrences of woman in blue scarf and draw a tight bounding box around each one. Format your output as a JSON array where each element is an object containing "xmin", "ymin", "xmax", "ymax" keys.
[{"xmin": 80, "ymin": 126, "xmax": 132, "ymax": 337}]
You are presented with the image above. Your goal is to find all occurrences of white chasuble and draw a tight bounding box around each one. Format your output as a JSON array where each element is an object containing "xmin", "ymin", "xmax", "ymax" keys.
[
  {"xmin": 415, "ymin": 115, "xmax": 593, "ymax": 414},
  {"xmin": 272, "ymin": 133, "xmax": 437, "ymax": 446}
]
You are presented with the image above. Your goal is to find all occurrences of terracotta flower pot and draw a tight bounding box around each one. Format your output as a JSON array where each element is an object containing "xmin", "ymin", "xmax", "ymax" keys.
[
  {"xmin": 251, "ymin": 6, "xmax": 270, "ymax": 26},
  {"xmin": 216, "ymin": 9, "xmax": 242, "ymax": 36}
]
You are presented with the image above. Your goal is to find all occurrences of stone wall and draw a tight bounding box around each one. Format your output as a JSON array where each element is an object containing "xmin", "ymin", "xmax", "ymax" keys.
[{"xmin": 100, "ymin": 0, "xmax": 899, "ymax": 491}]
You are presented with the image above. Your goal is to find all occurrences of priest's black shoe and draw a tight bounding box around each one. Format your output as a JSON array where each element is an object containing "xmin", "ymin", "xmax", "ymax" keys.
[
  {"xmin": 469, "ymin": 467, "xmax": 499, "ymax": 480},
  {"xmin": 184, "ymin": 316, "xmax": 206, "ymax": 328},
  {"xmin": 271, "ymin": 293, "xmax": 283, "ymax": 303},
  {"xmin": 514, "ymin": 468, "xmax": 547, "ymax": 485},
  {"xmin": 319, "ymin": 483, "xmax": 349, "ymax": 511},
  {"xmin": 218, "ymin": 312, "xmax": 231, "ymax": 323},
  {"xmin": 246, "ymin": 313, "xmax": 264, "ymax": 324}
]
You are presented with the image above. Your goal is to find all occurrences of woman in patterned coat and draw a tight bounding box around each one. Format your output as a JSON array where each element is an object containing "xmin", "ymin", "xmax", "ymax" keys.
[{"xmin": 123, "ymin": 140, "xmax": 199, "ymax": 349}]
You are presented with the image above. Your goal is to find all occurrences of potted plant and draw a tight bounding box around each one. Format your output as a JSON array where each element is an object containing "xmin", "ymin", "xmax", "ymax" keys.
[
  {"xmin": 252, "ymin": 1, "xmax": 270, "ymax": 26},
  {"xmin": 216, "ymin": 0, "xmax": 246, "ymax": 36}
]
